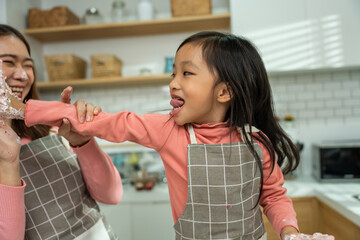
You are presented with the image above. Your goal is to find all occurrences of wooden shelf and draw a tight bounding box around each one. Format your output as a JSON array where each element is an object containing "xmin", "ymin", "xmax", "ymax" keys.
[
  {"xmin": 24, "ymin": 13, "xmax": 231, "ymax": 42},
  {"xmin": 36, "ymin": 74, "xmax": 172, "ymax": 91}
]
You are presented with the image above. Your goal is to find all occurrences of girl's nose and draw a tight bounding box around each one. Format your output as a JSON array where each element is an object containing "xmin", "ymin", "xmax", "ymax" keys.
[
  {"xmin": 13, "ymin": 69, "xmax": 29, "ymax": 81},
  {"xmin": 169, "ymin": 75, "xmax": 179, "ymax": 91}
]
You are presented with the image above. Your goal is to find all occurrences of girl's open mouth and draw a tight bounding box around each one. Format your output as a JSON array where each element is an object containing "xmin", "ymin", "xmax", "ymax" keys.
[{"xmin": 170, "ymin": 97, "xmax": 184, "ymax": 116}]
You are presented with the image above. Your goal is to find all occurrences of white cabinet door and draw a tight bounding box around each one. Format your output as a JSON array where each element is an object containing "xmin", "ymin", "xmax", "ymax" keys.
[
  {"xmin": 230, "ymin": 0, "xmax": 360, "ymax": 70},
  {"xmin": 99, "ymin": 203, "xmax": 133, "ymax": 240},
  {"xmin": 100, "ymin": 201, "xmax": 174, "ymax": 240},
  {"xmin": 304, "ymin": 0, "xmax": 360, "ymax": 68},
  {"xmin": 132, "ymin": 202, "xmax": 174, "ymax": 240}
]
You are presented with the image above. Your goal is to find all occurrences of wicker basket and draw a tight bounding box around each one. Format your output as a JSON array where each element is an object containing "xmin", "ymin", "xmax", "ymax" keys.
[
  {"xmin": 171, "ymin": 0, "xmax": 211, "ymax": 17},
  {"xmin": 91, "ymin": 54, "xmax": 123, "ymax": 78},
  {"xmin": 28, "ymin": 6, "xmax": 80, "ymax": 28},
  {"xmin": 45, "ymin": 54, "xmax": 86, "ymax": 81}
]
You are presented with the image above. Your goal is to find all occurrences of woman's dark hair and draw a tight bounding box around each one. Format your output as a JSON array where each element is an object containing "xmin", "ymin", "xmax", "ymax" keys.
[
  {"xmin": 0, "ymin": 24, "xmax": 50, "ymax": 140},
  {"xmin": 177, "ymin": 31, "xmax": 300, "ymax": 200}
]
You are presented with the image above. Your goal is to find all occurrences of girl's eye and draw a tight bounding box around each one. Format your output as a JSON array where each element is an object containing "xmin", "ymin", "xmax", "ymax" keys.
[
  {"xmin": 183, "ymin": 71, "xmax": 192, "ymax": 76},
  {"xmin": 171, "ymin": 73, "xmax": 175, "ymax": 78}
]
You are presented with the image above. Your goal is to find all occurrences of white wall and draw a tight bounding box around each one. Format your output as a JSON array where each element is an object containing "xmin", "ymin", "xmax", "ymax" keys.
[
  {"xmin": 0, "ymin": 0, "xmax": 7, "ymax": 24},
  {"xmin": 230, "ymin": 0, "xmax": 360, "ymax": 70}
]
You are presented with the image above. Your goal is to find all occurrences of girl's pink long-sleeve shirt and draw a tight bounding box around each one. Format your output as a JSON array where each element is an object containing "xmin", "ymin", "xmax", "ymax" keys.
[
  {"xmin": 0, "ymin": 117, "xmax": 122, "ymax": 240},
  {"xmin": 23, "ymin": 99, "xmax": 298, "ymax": 237}
]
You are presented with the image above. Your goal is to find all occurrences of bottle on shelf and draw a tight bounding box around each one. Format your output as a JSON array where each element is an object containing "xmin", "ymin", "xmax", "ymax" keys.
[
  {"xmin": 137, "ymin": 0, "xmax": 154, "ymax": 21},
  {"xmin": 84, "ymin": 7, "xmax": 103, "ymax": 24},
  {"xmin": 111, "ymin": 0, "xmax": 126, "ymax": 22}
]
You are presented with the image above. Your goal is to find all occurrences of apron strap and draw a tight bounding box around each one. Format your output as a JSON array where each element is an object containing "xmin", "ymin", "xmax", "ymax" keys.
[{"xmin": 187, "ymin": 124, "xmax": 197, "ymax": 144}]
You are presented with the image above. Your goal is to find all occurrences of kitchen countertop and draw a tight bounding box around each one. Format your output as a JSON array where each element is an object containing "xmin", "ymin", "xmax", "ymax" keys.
[
  {"xmin": 119, "ymin": 176, "xmax": 360, "ymax": 227},
  {"xmin": 284, "ymin": 176, "xmax": 360, "ymax": 227}
]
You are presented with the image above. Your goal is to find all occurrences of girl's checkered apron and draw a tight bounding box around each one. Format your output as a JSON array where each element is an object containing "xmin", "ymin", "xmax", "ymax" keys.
[
  {"xmin": 20, "ymin": 135, "xmax": 117, "ymax": 240},
  {"xmin": 173, "ymin": 125, "xmax": 266, "ymax": 240}
]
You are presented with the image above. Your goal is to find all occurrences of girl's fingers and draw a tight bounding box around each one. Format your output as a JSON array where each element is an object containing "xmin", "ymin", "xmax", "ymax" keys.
[
  {"xmin": 61, "ymin": 86, "xmax": 73, "ymax": 104},
  {"xmin": 74, "ymin": 99, "xmax": 86, "ymax": 123},
  {"xmin": 85, "ymin": 103, "xmax": 94, "ymax": 121},
  {"xmin": 94, "ymin": 106, "xmax": 102, "ymax": 115}
]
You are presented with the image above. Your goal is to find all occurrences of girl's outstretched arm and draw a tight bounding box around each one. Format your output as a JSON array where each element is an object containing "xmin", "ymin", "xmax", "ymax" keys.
[{"xmin": 24, "ymin": 99, "xmax": 169, "ymax": 150}]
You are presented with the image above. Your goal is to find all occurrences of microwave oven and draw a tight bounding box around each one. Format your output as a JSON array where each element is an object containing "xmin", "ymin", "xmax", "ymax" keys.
[{"xmin": 312, "ymin": 141, "xmax": 360, "ymax": 182}]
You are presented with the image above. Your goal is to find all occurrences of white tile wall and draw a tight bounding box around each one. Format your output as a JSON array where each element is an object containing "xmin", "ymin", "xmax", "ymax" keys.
[
  {"xmin": 271, "ymin": 68, "xmax": 360, "ymax": 124},
  {"xmin": 270, "ymin": 67, "xmax": 360, "ymax": 177}
]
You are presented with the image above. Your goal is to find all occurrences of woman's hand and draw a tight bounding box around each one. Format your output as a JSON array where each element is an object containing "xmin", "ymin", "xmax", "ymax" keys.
[
  {"xmin": 0, "ymin": 118, "xmax": 22, "ymax": 186},
  {"xmin": 0, "ymin": 60, "xmax": 25, "ymax": 120},
  {"xmin": 0, "ymin": 119, "xmax": 21, "ymax": 163},
  {"xmin": 58, "ymin": 86, "xmax": 102, "ymax": 147}
]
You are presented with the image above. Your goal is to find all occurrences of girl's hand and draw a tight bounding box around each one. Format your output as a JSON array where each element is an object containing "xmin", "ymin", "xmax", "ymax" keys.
[
  {"xmin": 281, "ymin": 226, "xmax": 299, "ymax": 240},
  {"xmin": 58, "ymin": 86, "xmax": 102, "ymax": 147},
  {"xmin": 284, "ymin": 232, "xmax": 335, "ymax": 240}
]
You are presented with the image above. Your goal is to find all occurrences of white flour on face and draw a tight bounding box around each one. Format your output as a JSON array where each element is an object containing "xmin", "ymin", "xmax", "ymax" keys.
[{"xmin": 0, "ymin": 59, "xmax": 25, "ymax": 120}]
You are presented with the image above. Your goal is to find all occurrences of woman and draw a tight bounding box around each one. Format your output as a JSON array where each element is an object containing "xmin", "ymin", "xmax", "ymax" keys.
[{"xmin": 0, "ymin": 24, "xmax": 122, "ymax": 240}]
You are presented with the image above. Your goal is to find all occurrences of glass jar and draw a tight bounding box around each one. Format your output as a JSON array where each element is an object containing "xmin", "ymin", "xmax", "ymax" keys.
[
  {"xmin": 84, "ymin": 7, "xmax": 103, "ymax": 25},
  {"xmin": 111, "ymin": 0, "xmax": 125, "ymax": 22},
  {"xmin": 137, "ymin": 0, "xmax": 154, "ymax": 21}
]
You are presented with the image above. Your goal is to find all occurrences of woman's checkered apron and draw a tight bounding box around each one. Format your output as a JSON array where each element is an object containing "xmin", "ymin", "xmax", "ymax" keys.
[
  {"xmin": 20, "ymin": 134, "xmax": 117, "ymax": 240},
  {"xmin": 173, "ymin": 125, "xmax": 266, "ymax": 240}
]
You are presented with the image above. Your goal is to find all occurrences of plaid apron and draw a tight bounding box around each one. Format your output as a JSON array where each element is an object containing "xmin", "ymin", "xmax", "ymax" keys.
[
  {"xmin": 20, "ymin": 134, "xmax": 117, "ymax": 240},
  {"xmin": 174, "ymin": 125, "xmax": 266, "ymax": 240}
]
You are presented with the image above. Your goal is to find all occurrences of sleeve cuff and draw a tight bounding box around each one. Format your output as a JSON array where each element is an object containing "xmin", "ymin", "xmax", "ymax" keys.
[
  {"xmin": 0, "ymin": 179, "xmax": 26, "ymax": 218},
  {"xmin": 72, "ymin": 137, "xmax": 103, "ymax": 162}
]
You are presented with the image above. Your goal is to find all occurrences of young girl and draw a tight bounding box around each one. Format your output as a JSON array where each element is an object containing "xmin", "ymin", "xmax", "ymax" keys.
[{"xmin": 4, "ymin": 31, "xmax": 302, "ymax": 239}]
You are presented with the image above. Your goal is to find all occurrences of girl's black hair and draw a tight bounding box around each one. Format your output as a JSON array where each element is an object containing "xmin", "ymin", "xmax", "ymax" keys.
[
  {"xmin": 177, "ymin": 31, "xmax": 300, "ymax": 201},
  {"xmin": 0, "ymin": 24, "xmax": 51, "ymax": 140}
]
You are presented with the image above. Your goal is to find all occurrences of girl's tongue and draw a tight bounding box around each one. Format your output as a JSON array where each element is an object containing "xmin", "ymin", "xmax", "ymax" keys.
[{"xmin": 170, "ymin": 98, "xmax": 184, "ymax": 108}]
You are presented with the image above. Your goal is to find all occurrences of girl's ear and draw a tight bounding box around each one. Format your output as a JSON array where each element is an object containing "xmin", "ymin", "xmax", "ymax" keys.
[{"xmin": 216, "ymin": 82, "xmax": 232, "ymax": 103}]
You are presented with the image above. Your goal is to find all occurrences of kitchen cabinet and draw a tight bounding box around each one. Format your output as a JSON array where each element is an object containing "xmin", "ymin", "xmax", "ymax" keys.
[
  {"xmin": 131, "ymin": 202, "xmax": 174, "ymax": 240},
  {"xmin": 100, "ymin": 202, "xmax": 175, "ymax": 240},
  {"xmin": 263, "ymin": 197, "xmax": 319, "ymax": 239},
  {"xmin": 230, "ymin": 0, "xmax": 360, "ymax": 70},
  {"xmin": 100, "ymin": 203, "xmax": 133, "ymax": 240},
  {"xmin": 318, "ymin": 200, "xmax": 360, "ymax": 240},
  {"xmin": 263, "ymin": 197, "xmax": 360, "ymax": 240}
]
